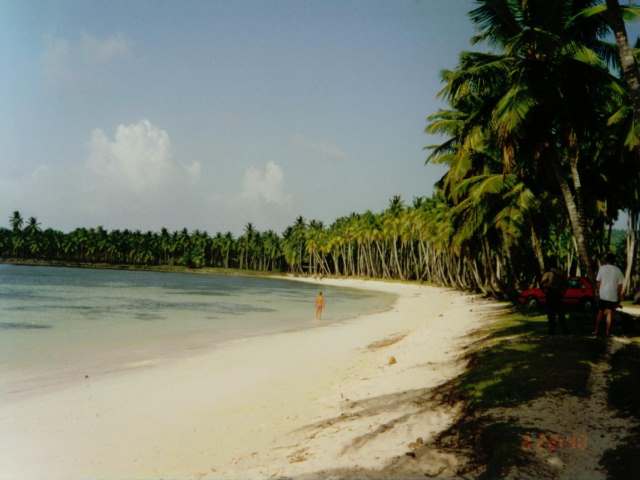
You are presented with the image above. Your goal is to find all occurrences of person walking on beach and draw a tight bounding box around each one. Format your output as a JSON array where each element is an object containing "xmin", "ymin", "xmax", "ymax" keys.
[
  {"xmin": 315, "ymin": 291, "xmax": 325, "ymax": 320},
  {"xmin": 593, "ymin": 253, "xmax": 624, "ymax": 337},
  {"xmin": 541, "ymin": 266, "xmax": 569, "ymax": 334}
]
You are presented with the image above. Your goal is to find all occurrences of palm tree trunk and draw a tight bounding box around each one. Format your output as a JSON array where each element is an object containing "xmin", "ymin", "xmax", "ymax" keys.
[
  {"xmin": 623, "ymin": 210, "xmax": 639, "ymax": 296},
  {"xmin": 392, "ymin": 238, "xmax": 404, "ymax": 280},
  {"xmin": 552, "ymin": 161, "xmax": 595, "ymax": 278},
  {"xmin": 409, "ymin": 243, "xmax": 419, "ymax": 279},
  {"xmin": 606, "ymin": 0, "xmax": 640, "ymax": 123},
  {"xmin": 420, "ymin": 242, "xmax": 432, "ymax": 280},
  {"xmin": 471, "ymin": 258, "xmax": 487, "ymax": 294},
  {"xmin": 375, "ymin": 241, "xmax": 391, "ymax": 278},
  {"xmin": 366, "ymin": 244, "xmax": 376, "ymax": 277},
  {"xmin": 530, "ymin": 224, "xmax": 546, "ymax": 275},
  {"xmin": 349, "ymin": 244, "xmax": 355, "ymax": 276},
  {"xmin": 482, "ymin": 238, "xmax": 500, "ymax": 294}
]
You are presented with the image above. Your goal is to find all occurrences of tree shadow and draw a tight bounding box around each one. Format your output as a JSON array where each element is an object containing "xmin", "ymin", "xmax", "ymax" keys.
[
  {"xmin": 600, "ymin": 342, "xmax": 640, "ymax": 479},
  {"xmin": 281, "ymin": 311, "xmax": 625, "ymax": 479},
  {"xmin": 429, "ymin": 312, "xmax": 607, "ymax": 478}
]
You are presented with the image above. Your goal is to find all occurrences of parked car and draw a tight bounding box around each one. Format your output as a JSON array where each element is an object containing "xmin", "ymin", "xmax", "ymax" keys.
[{"xmin": 517, "ymin": 276, "xmax": 596, "ymax": 312}]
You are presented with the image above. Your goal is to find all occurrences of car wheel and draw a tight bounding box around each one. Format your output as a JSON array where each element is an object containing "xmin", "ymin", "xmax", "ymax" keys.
[
  {"xmin": 583, "ymin": 299, "xmax": 594, "ymax": 312},
  {"xmin": 526, "ymin": 297, "xmax": 539, "ymax": 312}
]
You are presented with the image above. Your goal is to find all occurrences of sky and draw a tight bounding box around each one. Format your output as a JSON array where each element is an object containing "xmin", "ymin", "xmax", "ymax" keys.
[{"xmin": 0, "ymin": 1, "xmax": 635, "ymax": 234}]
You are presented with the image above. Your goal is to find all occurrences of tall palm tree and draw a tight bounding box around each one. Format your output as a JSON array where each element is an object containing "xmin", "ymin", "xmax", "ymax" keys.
[
  {"xmin": 605, "ymin": 0, "xmax": 640, "ymax": 121},
  {"xmin": 443, "ymin": 0, "xmax": 623, "ymax": 277},
  {"xmin": 10, "ymin": 211, "xmax": 23, "ymax": 233}
]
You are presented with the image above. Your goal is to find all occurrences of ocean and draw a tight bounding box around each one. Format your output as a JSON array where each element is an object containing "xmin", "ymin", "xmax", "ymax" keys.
[{"xmin": 0, "ymin": 264, "xmax": 395, "ymax": 399}]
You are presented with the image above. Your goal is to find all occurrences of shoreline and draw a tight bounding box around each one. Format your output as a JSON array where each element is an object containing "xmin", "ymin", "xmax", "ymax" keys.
[
  {"xmin": 0, "ymin": 278, "xmax": 492, "ymax": 480},
  {"xmin": 0, "ymin": 258, "xmax": 442, "ymax": 288},
  {"xmin": 1, "ymin": 299, "xmax": 399, "ymax": 406},
  {"xmin": 0, "ymin": 257, "xmax": 284, "ymax": 279},
  {"xmin": 0, "ymin": 269, "xmax": 398, "ymax": 404}
]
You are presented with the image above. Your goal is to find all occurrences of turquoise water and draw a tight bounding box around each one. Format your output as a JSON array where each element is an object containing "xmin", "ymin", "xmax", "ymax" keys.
[{"xmin": 0, "ymin": 265, "xmax": 395, "ymax": 398}]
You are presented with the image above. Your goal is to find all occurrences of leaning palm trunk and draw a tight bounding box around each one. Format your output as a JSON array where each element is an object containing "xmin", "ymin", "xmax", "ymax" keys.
[
  {"xmin": 322, "ymin": 256, "xmax": 331, "ymax": 275},
  {"xmin": 366, "ymin": 244, "xmax": 377, "ymax": 277},
  {"xmin": 391, "ymin": 238, "xmax": 404, "ymax": 280},
  {"xmin": 482, "ymin": 239, "xmax": 501, "ymax": 294},
  {"xmin": 623, "ymin": 210, "xmax": 639, "ymax": 296},
  {"xmin": 375, "ymin": 241, "xmax": 391, "ymax": 278},
  {"xmin": 606, "ymin": 0, "xmax": 640, "ymax": 125},
  {"xmin": 552, "ymin": 161, "xmax": 595, "ymax": 278},
  {"xmin": 330, "ymin": 252, "xmax": 340, "ymax": 275},
  {"xmin": 470, "ymin": 258, "xmax": 488, "ymax": 294},
  {"xmin": 409, "ymin": 243, "xmax": 420, "ymax": 279},
  {"xmin": 420, "ymin": 242, "xmax": 433, "ymax": 280},
  {"xmin": 530, "ymin": 225, "xmax": 545, "ymax": 275}
]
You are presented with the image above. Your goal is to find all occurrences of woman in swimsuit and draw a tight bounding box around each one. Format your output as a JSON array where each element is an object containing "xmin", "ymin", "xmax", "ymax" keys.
[{"xmin": 315, "ymin": 291, "xmax": 325, "ymax": 320}]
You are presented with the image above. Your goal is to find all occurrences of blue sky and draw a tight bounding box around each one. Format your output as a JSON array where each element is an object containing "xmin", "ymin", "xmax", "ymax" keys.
[{"xmin": 0, "ymin": 1, "xmax": 635, "ymax": 233}]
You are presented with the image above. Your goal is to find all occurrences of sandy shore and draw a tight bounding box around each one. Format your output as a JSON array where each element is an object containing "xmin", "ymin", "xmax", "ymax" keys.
[{"xmin": 0, "ymin": 278, "xmax": 492, "ymax": 480}]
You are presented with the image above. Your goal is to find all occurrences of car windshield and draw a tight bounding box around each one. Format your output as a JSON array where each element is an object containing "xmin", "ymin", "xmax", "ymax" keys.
[{"xmin": 567, "ymin": 279, "xmax": 581, "ymax": 288}]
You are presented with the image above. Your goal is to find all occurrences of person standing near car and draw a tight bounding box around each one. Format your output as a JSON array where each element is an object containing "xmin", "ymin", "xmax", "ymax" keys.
[
  {"xmin": 593, "ymin": 253, "xmax": 624, "ymax": 337},
  {"xmin": 541, "ymin": 266, "xmax": 569, "ymax": 334}
]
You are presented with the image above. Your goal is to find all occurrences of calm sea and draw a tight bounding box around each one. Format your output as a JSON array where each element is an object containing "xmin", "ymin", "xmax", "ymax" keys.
[{"xmin": 0, "ymin": 264, "xmax": 395, "ymax": 399}]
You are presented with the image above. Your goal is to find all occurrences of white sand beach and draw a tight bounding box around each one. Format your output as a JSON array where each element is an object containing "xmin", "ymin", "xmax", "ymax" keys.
[{"xmin": 0, "ymin": 278, "xmax": 493, "ymax": 480}]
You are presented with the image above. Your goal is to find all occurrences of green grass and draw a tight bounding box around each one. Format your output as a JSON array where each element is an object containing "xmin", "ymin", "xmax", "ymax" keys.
[
  {"xmin": 620, "ymin": 300, "xmax": 640, "ymax": 312},
  {"xmin": 448, "ymin": 313, "xmax": 603, "ymax": 410},
  {"xmin": 435, "ymin": 310, "xmax": 606, "ymax": 479}
]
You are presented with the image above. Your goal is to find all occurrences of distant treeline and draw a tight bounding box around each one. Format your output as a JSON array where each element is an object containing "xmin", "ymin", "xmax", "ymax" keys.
[
  {"xmin": 3, "ymin": 0, "xmax": 640, "ymax": 298},
  {"xmin": 0, "ymin": 202, "xmax": 634, "ymax": 298}
]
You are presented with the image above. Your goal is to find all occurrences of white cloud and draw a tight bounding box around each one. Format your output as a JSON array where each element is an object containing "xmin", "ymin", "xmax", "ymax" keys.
[
  {"xmin": 42, "ymin": 33, "xmax": 131, "ymax": 81},
  {"xmin": 87, "ymin": 120, "xmax": 199, "ymax": 194},
  {"xmin": 0, "ymin": 121, "xmax": 297, "ymax": 234},
  {"xmin": 291, "ymin": 134, "xmax": 347, "ymax": 162},
  {"xmin": 242, "ymin": 161, "xmax": 291, "ymax": 205},
  {"xmin": 80, "ymin": 123, "xmax": 291, "ymax": 232}
]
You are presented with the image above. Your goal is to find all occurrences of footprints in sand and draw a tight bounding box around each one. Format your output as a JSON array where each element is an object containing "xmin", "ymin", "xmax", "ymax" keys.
[
  {"xmin": 367, "ymin": 332, "xmax": 408, "ymax": 351},
  {"xmin": 287, "ymin": 447, "xmax": 311, "ymax": 464}
]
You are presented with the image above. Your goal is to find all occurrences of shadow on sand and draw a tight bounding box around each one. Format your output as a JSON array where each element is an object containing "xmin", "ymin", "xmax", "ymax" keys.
[{"xmin": 275, "ymin": 308, "xmax": 640, "ymax": 479}]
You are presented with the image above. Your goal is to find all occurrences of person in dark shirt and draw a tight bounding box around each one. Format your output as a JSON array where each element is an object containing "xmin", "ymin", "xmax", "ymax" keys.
[{"xmin": 540, "ymin": 267, "xmax": 569, "ymax": 334}]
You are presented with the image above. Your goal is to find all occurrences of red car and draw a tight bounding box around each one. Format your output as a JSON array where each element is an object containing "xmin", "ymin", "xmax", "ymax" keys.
[{"xmin": 518, "ymin": 277, "xmax": 596, "ymax": 312}]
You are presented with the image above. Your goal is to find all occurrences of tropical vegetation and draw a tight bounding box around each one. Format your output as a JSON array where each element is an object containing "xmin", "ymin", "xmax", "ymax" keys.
[{"xmin": 2, "ymin": 0, "xmax": 640, "ymax": 298}]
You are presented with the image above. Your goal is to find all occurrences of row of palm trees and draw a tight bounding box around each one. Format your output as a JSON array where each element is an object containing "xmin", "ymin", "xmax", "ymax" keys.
[
  {"xmin": 1, "ymin": 212, "xmax": 286, "ymax": 271},
  {"xmin": 0, "ymin": 191, "xmax": 634, "ymax": 297},
  {"xmin": 423, "ymin": 0, "xmax": 640, "ymax": 294},
  {"xmin": 2, "ymin": 0, "xmax": 639, "ymax": 297}
]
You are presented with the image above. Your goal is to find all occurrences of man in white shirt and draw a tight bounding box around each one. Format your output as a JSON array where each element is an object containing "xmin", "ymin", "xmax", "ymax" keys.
[{"xmin": 593, "ymin": 253, "xmax": 625, "ymax": 337}]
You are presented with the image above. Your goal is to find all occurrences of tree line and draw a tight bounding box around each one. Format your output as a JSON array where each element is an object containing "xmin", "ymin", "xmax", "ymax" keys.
[{"xmin": 2, "ymin": 0, "xmax": 640, "ymax": 298}]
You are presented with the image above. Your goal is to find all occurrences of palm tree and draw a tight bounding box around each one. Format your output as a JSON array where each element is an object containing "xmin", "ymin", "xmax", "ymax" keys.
[
  {"xmin": 23, "ymin": 217, "xmax": 42, "ymax": 259},
  {"xmin": 441, "ymin": 0, "xmax": 625, "ymax": 277},
  {"xmin": 222, "ymin": 232, "xmax": 234, "ymax": 268},
  {"xmin": 10, "ymin": 211, "xmax": 23, "ymax": 233},
  {"xmin": 239, "ymin": 223, "xmax": 256, "ymax": 270},
  {"xmin": 603, "ymin": 0, "xmax": 640, "ymax": 122}
]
